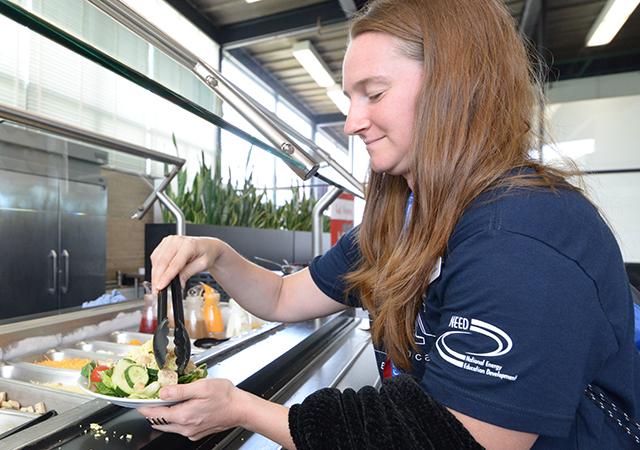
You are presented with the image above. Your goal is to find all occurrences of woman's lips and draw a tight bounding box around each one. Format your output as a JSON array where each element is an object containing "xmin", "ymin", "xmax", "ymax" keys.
[{"xmin": 364, "ymin": 136, "xmax": 384, "ymax": 146}]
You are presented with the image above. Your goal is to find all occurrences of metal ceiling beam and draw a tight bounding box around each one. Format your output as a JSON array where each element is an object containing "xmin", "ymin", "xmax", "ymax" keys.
[
  {"xmin": 314, "ymin": 113, "xmax": 345, "ymax": 125},
  {"xmin": 165, "ymin": 0, "xmax": 223, "ymax": 44},
  {"xmin": 551, "ymin": 48, "xmax": 640, "ymax": 80},
  {"xmin": 519, "ymin": 0, "xmax": 543, "ymax": 39},
  {"xmin": 221, "ymin": 1, "xmax": 347, "ymax": 49}
]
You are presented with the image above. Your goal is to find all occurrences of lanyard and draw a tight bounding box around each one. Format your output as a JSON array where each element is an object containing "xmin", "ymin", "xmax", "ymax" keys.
[
  {"xmin": 404, "ymin": 192, "xmax": 414, "ymax": 229},
  {"xmin": 384, "ymin": 192, "xmax": 416, "ymax": 379}
]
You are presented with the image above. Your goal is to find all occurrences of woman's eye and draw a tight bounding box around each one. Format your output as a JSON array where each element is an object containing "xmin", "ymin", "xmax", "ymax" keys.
[{"xmin": 368, "ymin": 92, "xmax": 383, "ymax": 101}]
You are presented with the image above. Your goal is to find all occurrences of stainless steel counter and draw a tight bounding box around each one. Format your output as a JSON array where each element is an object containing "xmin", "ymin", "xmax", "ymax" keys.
[{"xmin": 0, "ymin": 304, "xmax": 377, "ymax": 449}]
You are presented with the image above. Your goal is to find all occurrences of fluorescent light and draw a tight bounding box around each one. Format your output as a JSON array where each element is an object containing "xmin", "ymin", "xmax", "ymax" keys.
[
  {"xmin": 292, "ymin": 41, "xmax": 336, "ymax": 88},
  {"xmin": 586, "ymin": 0, "xmax": 640, "ymax": 47},
  {"xmin": 245, "ymin": 0, "xmax": 262, "ymax": 3},
  {"xmin": 327, "ymin": 85, "xmax": 350, "ymax": 115}
]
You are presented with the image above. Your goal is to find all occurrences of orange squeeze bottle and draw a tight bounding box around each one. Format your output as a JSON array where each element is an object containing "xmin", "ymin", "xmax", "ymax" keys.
[{"xmin": 202, "ymin": 283, "xmax": 224, "ymax": 335}]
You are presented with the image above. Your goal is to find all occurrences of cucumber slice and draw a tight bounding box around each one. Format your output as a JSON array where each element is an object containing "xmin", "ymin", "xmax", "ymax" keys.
[
  {"xmin": 124, "ymin": 365, "xmax": 149, "ymax": 389},
  {"xmin": 112, "ymin": 358, "xmax": 136, "ymax": 394}
]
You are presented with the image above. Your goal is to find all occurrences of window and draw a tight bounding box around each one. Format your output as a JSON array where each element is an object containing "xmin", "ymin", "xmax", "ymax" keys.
[{"xmin": 0, "ymin": 0, "xmax": 219, "ymax": 177}]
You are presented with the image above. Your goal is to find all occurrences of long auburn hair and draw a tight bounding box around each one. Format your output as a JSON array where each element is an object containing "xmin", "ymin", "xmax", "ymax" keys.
[{"xmin": 344, "ymin": 0, "xmax": 579, "ymax": 370}]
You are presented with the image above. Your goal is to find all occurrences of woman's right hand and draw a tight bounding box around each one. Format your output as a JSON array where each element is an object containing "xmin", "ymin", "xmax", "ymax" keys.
[{"xmin": 150, "ymin": 235, "xmax": 223, "ymax": 293}]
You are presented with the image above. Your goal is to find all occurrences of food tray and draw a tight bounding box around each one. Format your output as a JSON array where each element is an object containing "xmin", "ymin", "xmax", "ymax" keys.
[
  {"xmin": 73, "ymin": 341, "xmax": 136, "ymax": 356},
  {"xmin": 0, "ymin": 365, "xmax": 90, "ymax": 399},
  {"xmin": 0, "ymin": 377, "xmax": 87, "ymax": 413},
  {"xmin": 10, "ymin": 349, "xmax": 116, "ymax": 369}
]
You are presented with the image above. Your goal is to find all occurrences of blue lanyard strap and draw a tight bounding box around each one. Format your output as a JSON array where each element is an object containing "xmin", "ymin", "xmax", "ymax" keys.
[{"xmin": 404, "ymin": 192, "xmax": 414, "ymax": 229}]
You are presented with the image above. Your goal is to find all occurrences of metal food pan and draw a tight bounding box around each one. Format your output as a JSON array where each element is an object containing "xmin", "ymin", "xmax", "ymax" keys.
[
  {"xmin": 10, "ymin": 349, "xmax": 116, "ymax": 369},
  {"xmin": 0, "ymin": 377, "xmax": 87, "ymax": 413},
  {"xmin": 108, "ymin": 331, "xmax": 204, "ymax": 353},
  {"xmin": 73, "ymin": 341, "xmax": 136, "ymax": 356},
  {"xmin": 108, "ymin": 331, "xmax": 153, "ymax": 345},
  {"xmin": 0, "ymin": 365, "xmax": 90, "ymax": 399},
  {"xmin": 0, "ymin": 409, "xmax": 36, "ymax": 435}
]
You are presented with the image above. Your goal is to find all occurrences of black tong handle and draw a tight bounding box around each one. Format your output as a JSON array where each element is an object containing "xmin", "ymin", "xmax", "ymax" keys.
[
  {"xmin": 153, "ymin": 285, "xmax": 170, "ymax": 369},
  {"xmin": 170, "ymin": 277, "xmax": 191, "ymax": 375},
  {"xmin": 157, "ymin": 288, "xmax": 167, "ymax": 325}
]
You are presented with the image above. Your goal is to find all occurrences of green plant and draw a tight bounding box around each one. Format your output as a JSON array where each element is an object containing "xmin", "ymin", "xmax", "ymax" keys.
[{"xmin": 161, "ymin": 141, "xmax": 330, "ymax": 232}]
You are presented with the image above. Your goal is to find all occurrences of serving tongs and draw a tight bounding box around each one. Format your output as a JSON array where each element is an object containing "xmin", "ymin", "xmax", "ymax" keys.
[{"xmin": 153, "ymin": 276, "xmax": 191, "ymax": 375}]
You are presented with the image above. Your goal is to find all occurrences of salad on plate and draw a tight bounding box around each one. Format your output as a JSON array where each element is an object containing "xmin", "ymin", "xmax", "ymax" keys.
[{"xmin": 80, "ymin": 339, "xmax": 207, "ymax": 400}]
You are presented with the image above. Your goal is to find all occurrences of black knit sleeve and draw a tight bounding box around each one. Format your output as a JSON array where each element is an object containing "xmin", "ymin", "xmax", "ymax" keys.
[{"xmin": 288, "ymin": 375, "xmax": 483, "ymax": 450}]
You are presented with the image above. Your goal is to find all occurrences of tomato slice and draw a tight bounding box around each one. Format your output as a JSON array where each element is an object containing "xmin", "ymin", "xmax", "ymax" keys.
[{"xmin": 90, "ymin": 365, "xmax": 109, "ymax": 383}]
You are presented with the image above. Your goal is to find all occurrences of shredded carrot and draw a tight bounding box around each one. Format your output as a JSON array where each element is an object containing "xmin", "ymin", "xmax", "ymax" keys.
[
  {"xmin": 35, "ymin": 358, "xmax": 90, "ymax": 370},
  {"xmin": 129, "ymin": 339, "xmax": 142, "ymax": 345}
]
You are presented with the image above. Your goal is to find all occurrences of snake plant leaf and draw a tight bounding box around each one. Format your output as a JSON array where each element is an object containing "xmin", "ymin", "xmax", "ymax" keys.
[{"xmin": 161, "ymin": 140, "xmax": 333, "ymax": 232}]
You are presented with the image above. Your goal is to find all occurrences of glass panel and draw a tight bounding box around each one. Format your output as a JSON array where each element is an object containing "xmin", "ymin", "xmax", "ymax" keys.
[{"xmin": 0, "ymin": 120, "xmax": 167, "ymax": 322}]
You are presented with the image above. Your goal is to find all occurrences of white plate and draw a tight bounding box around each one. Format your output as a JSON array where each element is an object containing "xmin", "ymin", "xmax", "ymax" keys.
[{"xmin": 77, "ymin": 376, "xmax": 179, "ymax": 408}]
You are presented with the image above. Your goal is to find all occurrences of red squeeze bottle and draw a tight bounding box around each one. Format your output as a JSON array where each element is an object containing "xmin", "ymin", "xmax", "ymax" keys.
[{"xmin": 139, "ymin": 290, "xmax": 157, "ymax": 333}]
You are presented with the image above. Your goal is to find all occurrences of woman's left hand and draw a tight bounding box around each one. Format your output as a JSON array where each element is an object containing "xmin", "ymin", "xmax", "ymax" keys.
[{"xmin": 137, "ymin": 378, "xmax": 244, "ymax": 441}]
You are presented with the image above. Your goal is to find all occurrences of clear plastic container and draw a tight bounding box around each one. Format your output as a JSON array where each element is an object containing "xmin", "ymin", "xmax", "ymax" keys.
[{"xmin": 184, "ymin": 293, "xmax": 207, "ymax": 339}]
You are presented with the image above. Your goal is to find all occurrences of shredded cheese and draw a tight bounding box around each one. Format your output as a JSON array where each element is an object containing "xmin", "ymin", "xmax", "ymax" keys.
[{"xmin": 35, "ymin": 358, "xmax": 90, "ymax": 370}]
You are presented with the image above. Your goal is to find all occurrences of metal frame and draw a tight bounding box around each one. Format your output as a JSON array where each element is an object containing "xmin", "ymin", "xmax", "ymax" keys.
[
  {"xmin": 313, "ymin": 186, "xmax": 344, "ymax": 257},
  {"xmin": 87, "ymin": 0, "xmax": 320, "ymax": 181},
  {"xmin": 1, "ymin": 0, "xmax": 363, "ymax": 245},
  {"xmin": 86, "ymin": 0, "xmax": 363, "ymax": 250}
]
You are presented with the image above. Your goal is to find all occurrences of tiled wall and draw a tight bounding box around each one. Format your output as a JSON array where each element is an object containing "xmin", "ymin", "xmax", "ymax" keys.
[{"xmin": 103, "ymin": 168, "xmax": 153, "ymax": 282}]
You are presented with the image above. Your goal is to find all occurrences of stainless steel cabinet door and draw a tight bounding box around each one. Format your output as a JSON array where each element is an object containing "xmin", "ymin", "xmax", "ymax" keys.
[
  {"xmin": 0, "ymin": 169, "xmax": 60, "ymax": 319},
  {"xmin": 59, "ymin": 179, "xmax": 106, "ymax": 309}
]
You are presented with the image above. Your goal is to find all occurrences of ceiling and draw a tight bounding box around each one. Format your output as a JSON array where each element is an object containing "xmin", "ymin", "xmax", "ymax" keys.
[{"xmin": 167, "ymin": 0, "xmax": 640, "ymax": 149}]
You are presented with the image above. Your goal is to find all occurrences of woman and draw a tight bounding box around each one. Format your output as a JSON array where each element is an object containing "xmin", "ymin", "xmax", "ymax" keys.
[{"xmin": 140, "ymin": 0, "xmax": 640, "ymax": 448}]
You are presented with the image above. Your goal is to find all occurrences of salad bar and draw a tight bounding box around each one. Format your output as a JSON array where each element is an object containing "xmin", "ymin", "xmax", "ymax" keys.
[{"xmin": 0, "ymin": 301, "xmax": 376, "ymax": 449}]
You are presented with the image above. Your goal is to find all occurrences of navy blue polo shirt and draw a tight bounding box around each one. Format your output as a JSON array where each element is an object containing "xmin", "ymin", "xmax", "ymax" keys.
[{"xmin": 309, "ymin": 185, "xmax": 640, "ymax": 448}]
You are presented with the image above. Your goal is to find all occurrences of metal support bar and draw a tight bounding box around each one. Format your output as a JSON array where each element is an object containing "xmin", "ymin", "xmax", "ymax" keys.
[
  {"xmin": 0, "ymin": 104, "xmax": 182, "ymax": 166},
  {"xmin": 156, "ymin": 191, "xmax": 186, "ymax": 236},
  {"xmin": 244, "ymin": 95, "xmax": 364, "ymax": 197},
  {"xmin": 192, "ymin": 61, "xmax": 318, "ymax": 180},
  {"xmin": 519, "ymin": 0, "xmax": 543, "ymax": 39},
  {"xmin": 132, "ymin": 164, "xmax": 181, "ymax": 220},
  {"xmin": 312, "ymin": 186, "xmax": 343, "ymax": 257}
]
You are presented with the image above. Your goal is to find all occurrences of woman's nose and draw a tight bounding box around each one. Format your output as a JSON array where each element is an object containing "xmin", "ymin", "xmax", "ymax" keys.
[{"xmin": 343, "ymin": 104, "xmax": 369, "ymax": 136}]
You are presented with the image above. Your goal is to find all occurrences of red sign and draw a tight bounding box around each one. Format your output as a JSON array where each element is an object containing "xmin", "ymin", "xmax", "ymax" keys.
[{"xmin": 330, "ymin": 193, "xmax": 354, "ymax": 246}]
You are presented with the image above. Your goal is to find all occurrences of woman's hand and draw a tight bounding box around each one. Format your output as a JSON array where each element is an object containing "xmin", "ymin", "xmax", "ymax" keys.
[
  {"xmin": 137, "ymin": 378, "xmax": 244, "ymax": 441},
  {"xmin": 150, "ymin": 235, "xmax": 222, "ymax": 293}
]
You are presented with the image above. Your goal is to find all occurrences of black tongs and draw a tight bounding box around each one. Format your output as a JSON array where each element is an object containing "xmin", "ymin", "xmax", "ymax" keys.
[{"xmin": 153, "ymin": 277, "xmax": 191, "ymax": 375}]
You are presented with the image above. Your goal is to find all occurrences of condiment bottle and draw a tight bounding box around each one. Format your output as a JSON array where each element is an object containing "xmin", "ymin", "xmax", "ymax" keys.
[
  {"xmin": 139, "ymin": 282, "xmax": 157, "ymax": 333},
  {"xmin": 184, "ymin": 288, "xmax": 207, "ymax": 339},
  {"xmin": 202, "ymin": 283, "xmax": 224, "ymax": 336}
]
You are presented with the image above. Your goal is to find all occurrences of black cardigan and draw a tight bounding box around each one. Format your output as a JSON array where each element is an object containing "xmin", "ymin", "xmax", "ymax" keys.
[{"xmin": 289, "ymin": 374, "xmax": 484, "ymax": 450}]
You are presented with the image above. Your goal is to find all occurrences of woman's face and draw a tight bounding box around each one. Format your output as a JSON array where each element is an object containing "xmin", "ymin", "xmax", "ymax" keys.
[{"xmin": 343, "ymin": 32, "xmax": 423, "ymax": 183}]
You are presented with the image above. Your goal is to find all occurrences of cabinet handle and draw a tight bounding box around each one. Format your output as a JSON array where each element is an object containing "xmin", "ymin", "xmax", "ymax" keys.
[
  {"xmin": 48, "ymin": 250, "xmax": 57, "ymax": 295},
  {"xmin": 61, "ymin": 249, "xmax": 70, "ymax": 294}
]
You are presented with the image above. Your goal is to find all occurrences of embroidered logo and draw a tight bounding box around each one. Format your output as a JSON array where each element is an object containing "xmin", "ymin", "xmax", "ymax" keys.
[{"xmin": 435, "ymin": 316, "xmax": 518, "ymax": 381}]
